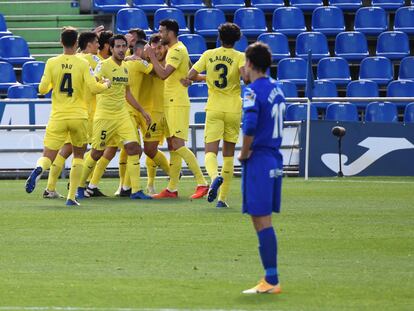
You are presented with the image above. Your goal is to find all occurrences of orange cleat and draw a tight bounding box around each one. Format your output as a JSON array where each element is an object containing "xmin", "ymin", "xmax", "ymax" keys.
[
  {"xmin": 242, "ymin": 279, "xmax": 282, "ymax": 294},
  {"xmin": 152, "ymin": 188, "xmax": 178, "ymax": 199},
  {"xmin": 190, "ymin": 185, "xmax": 209, "ymax": 199}
]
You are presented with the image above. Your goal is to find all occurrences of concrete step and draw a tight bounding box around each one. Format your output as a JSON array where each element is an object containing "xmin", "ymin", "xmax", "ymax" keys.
[
  {"xmin": 9, "ymin": 27, "xmax": 90, "ymax": 42},
  {"xmin": 0, "ymin": 1, "xmax": 80, "ymax": 15},
  {"xmin": 5, "ymin": 15, "xmax": 97, "ymax": 28}
]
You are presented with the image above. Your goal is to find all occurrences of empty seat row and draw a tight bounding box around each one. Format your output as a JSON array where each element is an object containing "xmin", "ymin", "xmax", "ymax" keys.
[
  {"xmin": 0, "ymin": 36, "xmax": 34, "ymax": 66},
  {"xmin": 0, "ymin": 61, "xmax": 45, "ymax": 92},
  {"xmin": 0, "ymin": 14, "xmax": 12, "ymax": 38}
]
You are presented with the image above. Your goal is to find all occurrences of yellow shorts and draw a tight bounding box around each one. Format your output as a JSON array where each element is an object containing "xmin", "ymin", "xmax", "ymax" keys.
[
  {"xmin": 164, "ymin": 106, "xmax": 189, "ymax": 141},
  {"xmin": 63, "ymin": 118, "xmax": 94, "ymax": 146},
  {"xmin": 141, "ymin": 111, "xmax": 167, "ymax": 142},
  {"xmin": 204, "ymin": 110, "xmax": 241, "ymax": 144},
  {"xmin": 44, "ymin": 119, "xmax": 88, "ymax": 150}
]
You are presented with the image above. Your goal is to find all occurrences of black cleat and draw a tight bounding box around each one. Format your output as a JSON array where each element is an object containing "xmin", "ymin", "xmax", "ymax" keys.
[{"xmin": 85, "ymin": 186, "xmax": 107, "ymax": 197}]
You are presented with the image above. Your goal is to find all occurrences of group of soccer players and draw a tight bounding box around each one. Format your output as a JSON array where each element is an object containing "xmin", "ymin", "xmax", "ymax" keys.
[{"xmin": 24, "ymin": 19, "xmax": 286, "ymax": 294}]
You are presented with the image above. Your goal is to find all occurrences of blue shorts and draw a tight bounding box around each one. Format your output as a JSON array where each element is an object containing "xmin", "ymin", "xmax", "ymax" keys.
[{"xmin": 242, "ymin": 150, "xmax": 283, "ymax": 216}]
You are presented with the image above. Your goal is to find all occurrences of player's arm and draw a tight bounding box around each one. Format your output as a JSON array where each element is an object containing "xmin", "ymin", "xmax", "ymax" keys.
[
  {"xmin": 145, "ymin": 45, "xmax": 176, "ymax": 80},
  {"xmin": 187, "ymin": 53, "xmax": 206, "ymax": 82},
  {"xmin": 84, "ymin": 65, "xmax": 110, "ymax": 94},
  {"xmin": 38, "ymin": 60, "xmax": 52, "ymax": 94},
  {"xmin": 238, "ymin": 88, "xmax": 259, "ymax": 162},
  {"xmin": 238, "ymin": 54, "xmax": 249, "ymax": 84},
  {"xmin": 125, "ymin": 86, "xmax": 151, "ymax": 125}
]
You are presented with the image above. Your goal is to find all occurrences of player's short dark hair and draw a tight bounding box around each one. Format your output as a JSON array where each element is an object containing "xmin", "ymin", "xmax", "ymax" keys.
[
  {"xmin": 98, "ymin": 30, "xmax": 113, "ymax": 50},
  {"xmin": 245, "ymin": 42, "xmax": 272, "ymax": 73},
  {"xmin": 128, "ymin": 28, "xmax": 146, "ymax": 41},
  {"xmin": 133, "ymin": 39, "xmax": 147, "ymax": 51},
  {"xmin": 61, "ymin": 27, "xmax": 78, "ymax": 48},
  {"xmin": 109, "ymin": 34, "xmax": 128, "ymax": 48},
  {"xmin": 149, "ymin": 33, "xmax": 168, "ymax": 46},
  {"xmin": 218, "ymin": 23, "xmax": 241, "ymax": 47},
  {"xmin": 78, "ymin": 31, "xmax": 98, "ymax": 51},
  {"xmin": 159, "ymin": 19, "xmax": 179, "ymax": 37}
]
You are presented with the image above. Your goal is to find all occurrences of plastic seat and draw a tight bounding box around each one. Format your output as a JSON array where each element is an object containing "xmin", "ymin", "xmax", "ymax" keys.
[
  {"xmin": 277, "ymin": 58, "xmax": 307, "ymax": 86},
  {"xmin": 354, "ymin": 7, "xmax": 387, "ymax": 35},
  {"xmin": 289, "ymin": 0, "xmax": 323, "ymax": 11},
  {"xmin": 7, "ymin": 84, "xmax": 37, "ymax": 99},
  {"xmin": 311, "ymin": 79, "xmax": 338, "ymax": 109},
  {"xmin": 0, "ymin": 14, "xmax": 12, "ymax": 38},
  {"xmin": 404, "ymin": 102, "xmax": 414, "ymax": 123},
  {"xmin": 116, "ymin": 8, "xmax": 152, "ymax": 35},
  {"xmin": 376, "ymin": 31, "xmax": 410, "ymax": 60},
  {"xmin": 312, "ymin": 6, "xmax": 345, "ymax": 36},
  {"xmin": 285, "ymin": 103, "xmax": 318, "ymax": 121},
  {"xmin": 296, "ymin": 32, "xmax": 330, "ymax": 61},
  {"xmin": 387, "ymin": 80, "xmax": 414, "ymax": 107},
  {"xmin": 194, "ymin": 111, "xmax": 206, "ymax": 123},
  {"xmin": 346, "ymin": 79, "xmax": 379, "ymax": 107},
  {"xmin": 154, "ymin": 8, "xmax": 189, "ymax": 34},
  {"xmin": 365, "ymin": 102, "xmax": 398, "ymax": 122},
  {"xmin": 276, "ymin": 80, "xmax": 298, "ymax": 98},
  {"xmin": 399, "ymin": 56, "xmax": 414, "ymax": 80},
  {"xmin": 0, "ymin": 61, "xmax": 17, "ymax": 91},
  {"xmin": 170, "ymin": 0, "xmax": 205, "ymax": 13},
  {"xmin": 394, "ymin": 7, "xmax": 414, "ymax": 35},
  {"xmin": 188, "ymin": 83, "xmax": 208, "ymax": 98},
  {"xmin": 0, "ymin": 36, "xmax": 34, "ymax": 66},
  {"xmin": 251, "ymin": 0, "xmax": 284, "ymax": 12},
  {"xmin": 233, "ymin": 8, "xmax": 267, "ymax": 37},
  {"xmin": 194, "ymin": 9, "xmax": 226, "ymax": 37},
  {"xmin": 272, "ymin": 7, "xmax": 306, "ymax": 36},
  {"xmin": 325, "ymin": 103, "xmax": 359, "ymax": 121},
  {"xmin": 317, "ymin": 57, "xmax": 351, "ymax": 85},
  {"xmin": 178, "ymin": 34, "xmax": 206, "ymax": 63},
  {"xmin": 371, "ymin": 0, "xmax": 404, "ymax": 10},
  {"xmin": 359, "ymin": 57, "xmax": 393, "ymax": 85},
  {"xmin": 132, "ymin": 0, "xmax": 167, "ymax": 12},
  {"xmin": 216, "ymin": 34, "xmax": 248, "ymax": 52},
  {"xmin": 328, "ymin": 0, "xmax": 362, "ymax": 11},
  {"xmin": 211, "ymin": 0, "xmax": 245, "ymax": 12},
  {"xmin": 258, "ymin": 33, "xmax": 290, "ymax": 61},
  {"xmin": 21, "ymin": 61, "xmax": 45, "ymax": 88},
  {"xmin": 93, "ymin": 0, "xmax": 129, "ymax": 13},
  {"xmin": 334, "ymin": 31, "xmax": 368, "ymax": 61}
]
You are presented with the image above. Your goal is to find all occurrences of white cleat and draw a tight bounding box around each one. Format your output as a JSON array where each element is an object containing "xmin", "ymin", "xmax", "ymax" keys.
[
  {"xmin": 43, "ymin": 189, "xmax": 64, "ymax": 199},
  {"xmin": 146, "ymin": 185, "xmax": 156, "ymax": 195}
]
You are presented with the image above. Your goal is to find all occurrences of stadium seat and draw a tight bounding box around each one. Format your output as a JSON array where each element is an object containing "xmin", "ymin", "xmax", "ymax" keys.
[
  {"xmin": 21, "ymin": 61, "xmax": 45, "ymax": 88},
  {"xmin": 376, "ymin": 31, "xmax": 410, "ymax": 60},
  {"xmin": 251, "ymin": 0, "xmax": 284, "ymax": 12},
  {"xmin": 272, "ymin": 7, "xmax": 306, "ymax": 37},
  {"xmin": 328, "ymin": 0, "xmax": 362, "ymax": 11},
  {"xmin": 211, "ymin": 0, "xmax": 245, "ymax": 12},
  {"xmin": 188, "ymin": 83, "xmax": 208, "ymax": 98},
  {"xmin": 194, "ymin": 111, "xmax": 206, "ymax": 123},
  {"xmin": 93, "ymin": 0, "xmax": 129, "ymax": 13},
  {"xmin": 285, "ymin": 103, "xmax": 318, "ymax": 121},
  {"xmin": 7, "ymin": 84, "xmax": 37, "ymax": 99},
  {"xmin": 311, "ymin": 79, "xmax": 338, "ymax": 108},
  {"xmin": 399, "ymin": 56, "xmax": 414, "ymax": 80},
  {"xmin": 277, "ymin": 58, "xmax": 307, "ymax": 85},
  {"xmin": 325, "ymin": 103, "xmax": 359, "ymax": 121},
  {"xmin": 296, "ymin": 32, "xmax": 330, "ymax": 61},
  {"xmin": 0, "ymin": 36, "xmax": 34, "ymax": 66},
  {"xmin": 132, "ymin": 0, "xmax": 167, "ymax": 13},
  {"xmin": 371, "ymin": 0, "xmax": 404, "ymax": 10},
  {"xmin": 387, "ymin": 80, "xmax": 414, "ymax": 107},
  {"xmin": 334, "ymin": 31, "xmax": 369, "ymax": 61},
  {"xmin": 365, "ymin": 102, "xmax": 398, "ymax": 122},
  {"xmin": 258, "ymin": 33, "xmax": 290, "ymax": 61},
  {"xmin": 0, "ymin": 14, "xmax": 12, "ymax": 38},
  {"xmin": 394, "ymin": 7, "xmax": 414, "ymax": 35},
  {"xmin": 289, "ymin": 0, "xmax": 323, "ymax": 11},
  {"xmin": 0, "ymin": 61, "xmax": 17, "ymax": 91},
  {"xmin": 216, "ymin": 34, "xmax": 248, "ymax": 52},
  {"xmin": 170, "ymin": 0, "xmax": 205, "ymax": 13},
  {"xmin": 277, "ymin": 80, "xmax": 298, "ymax": 98},
  {"xmin": 154, "ymin": 8, "xmax": 189, "ymax": 34},
  {"xmin": 178, "ymin": 34, "xmax": 206, "ymax": 63},
  {"xmin": 312, "ymin": 6, "xmax": 345, "ymax": 36},
  {"xmin": 317, "ymin": 57, "xmax": 351, "ymax": 85},
  {"xmin": 359, "ymin": 57, "xmax": 393, "ymax": 85},
  {"xmin": 354, "ymin": 7, "xmax": 387, "ymax": 35},
  {"xmin": 346, "ymin": 79, "xmax": 379, "ymax": 107},
  {"xmin": 403, "ymin": 102, "xmax": 414, "ymax": 123},
  {"xmin": 194, "ymin": 9, "xmax": 226, "ymax": 37},
  {"xmin": 233, "ymin": 8, "xmax": 267, "ymax": 37},
  {"xmin": 116, "ymin": 8, "xmax": 152, "ymax": 35}
]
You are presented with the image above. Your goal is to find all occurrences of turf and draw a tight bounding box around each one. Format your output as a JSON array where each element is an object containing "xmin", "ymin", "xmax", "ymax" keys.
[{"xmin": 0, "ymin": 176, "xmax": 413, "ymax": 310}]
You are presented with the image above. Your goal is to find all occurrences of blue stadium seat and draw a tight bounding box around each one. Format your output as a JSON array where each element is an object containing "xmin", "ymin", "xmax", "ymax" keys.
[
  {"xmin": 251, "ymin": 0, "xmax": 284, "ymax": 12},
  {"xmin": 354, "ymin": 7, "xmax": 387, "ymax": 35},
  {"xmin": 132, "ymin": 0, "xmax": 167, "ymax": 12},
  {"xmin": 211, "ymin": 0, "xmax": 245, "ymax": 12},
  {"xmin": 0, "ymin": 36, "xmax": 34, "ymax": 66},
  {"xmin": 0, "ymin": 61, "xmax": 17, "ymax": 91},
  {"xmin": 116, "ymin": 8, "xmax": 152, "ymax": 35},
  {"xmin": 312, "ymin": 6, "xmax": 345, "ymax": 36},
  {"xmin": 346, "ymin": 79, "xmax": 379, "ymax": 107},
  {"xmin": 387, "ymin": 80, "xmax": 414, "ymax": 107},
  {"xmin": 365, "ymin": 102, "xmax": 398, "ymax": 122},
  {"xmin": 216, "ymin": 34, "xmax": 248, "ymax": 52},
  {"xmin": 194, "ymin": 9, "xmax": 226, "ymax": 37},
  {"xmin": 154, "ymin": 8, "xmax": 189, "ymax": 34},
  {"xmin": 170, "ymin": 0, "xmax": 205, "ymax": 13},
  {"xmin": 328, "ymin": 0, "xmax": 362, "ymax": 11},
  {"xmin": 22, "ymin": 61, "xmax": 45, "ymax": 88},
  {"xmin": 404, "ymin": 102, "xmax": 414, "ymax": 123},
  {"xmin": 325, "ymin": 103, "xmax": 359, "ymax": 121},
  {"xmin": 272, "ymin": 7, "xmax": 306, "ymax": 37},
  {"xmin": 93, "ymin": 0, "xmax": 128, "ymax": 13},
  {"xmin": 233, "ymin": 8, "xmax": 267, "ymax": 37},
  {"xmin": 289, "ymin": 0, "xmax": 323, "ymax": 11},
  {"xmin": 277, "ymin": 58, "xmax": 307, "ymax": 85},
  {"xmin": 359, "ymin": 57, "xmax": 393, "ymax": 85},
  {"xmin": 394, "ymin": 7, "xmax": 414, "ymax": 35},
  {"xmin": 285, "ymin": 103, "xmax": 318, "ymax": 121},
  {"xmin": 335, "ymin": 31, "xmax": 368, "ymax": 61},
  {"xmin": 258, "ymin": 33, "xmax": 290, "ymax": 61},
  {"xmin": 399, "ymin": 56, "xmax": 414, "ymax": 80},
  {"xmin": 317, "ymin": 57, "xmax": 351, "ymax": 85},
  {"xmin": 194, "ymin": 111, "xmax": 206, "ymax": 123},
  {"xmin": 296, "ymin": 32, "xmax": 330, "ymax": 61},
  {"xmin": 0, "ymin": 14, "xmax": 12, "ymax": 38},
  {"xmin": 188, "ymin": 83, "xmax": 208, "ymax": 98},
  {"xmin": 376, "ymin": 31, "xmax": 410, "ymax": 60},
  {"xmin": 7, "ymin": 84, "xmax": 37, "ymax": 99},
  {"xmin": 178, "ymin": 34, "xmax": 206, "ymax": 63},
  {"xmin": 371, "ymin": 0, "xmax": 404, "ymax": 10},
  {"xmin": 276, "ymin": 80, "xmax": 298, "ymax": 98},
  {"xmin": 311, "ymin": 79, "xmax": 338, "ymax": 108}
]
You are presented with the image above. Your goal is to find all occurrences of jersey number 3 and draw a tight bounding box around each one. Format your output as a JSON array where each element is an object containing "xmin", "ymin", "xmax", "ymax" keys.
[
  {"xmin": 60, "ymin": 73, "xmax": 73, "ymax": 97},
  {"xmin": 214, "ymin": 64, "xmax": 228, "ymax": 89}
]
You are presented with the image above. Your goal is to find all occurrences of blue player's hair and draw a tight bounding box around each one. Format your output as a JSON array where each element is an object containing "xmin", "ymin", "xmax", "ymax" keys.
[{"xmin": 245, "ymin": 42, "xmax": 272, "ymax": 73}]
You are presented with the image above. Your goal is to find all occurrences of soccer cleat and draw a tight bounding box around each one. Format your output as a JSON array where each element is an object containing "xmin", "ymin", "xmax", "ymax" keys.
[
  {"xmin": 152, "ymin": 188, "xmax": 178, "ymax": 199},
  {"xmin": 190, "ymin": 185, "xmax": 209, "ymax": 199},
  {"xmin": 120, "ymin": 188, "xmax": 132, "ymax": 197},
  {"xmin": 76, "ymin": 187, "xmax": 87, "ymax": 199},
  {"xmin": 43, "ymin": 189, "xmax": 64, "ymax": 199},
  {"xmin": 146, "ymin": 185, "xmax": 156, "ymax": 195},
  {"xmin": 66, "ymin": 199, "xmax": 80, "ymax": 206},
  {"xmin": 207, "ymin": 176, "xmax": 223, "ymax": 202},
  {"xmin": 216, "ymin": 200, "xmax": 229, "ymax": 208},
  {"xmin": 25, "ymin": 167, "xmax": 43, "ymax": 193},
  {"xmin": 85, "ymin": 186, "xmax": 107, "ymax": 197},
  {"xmin": 130, "ymin": 190, "xmax": 153, "ymax": 200},
  {"xmin": 242, "ymin": 279, "xmax": 282, "ymax": 294},
  {"xmin": 114, "ymin": 187, "xmax": 121, "ymax": 197}
]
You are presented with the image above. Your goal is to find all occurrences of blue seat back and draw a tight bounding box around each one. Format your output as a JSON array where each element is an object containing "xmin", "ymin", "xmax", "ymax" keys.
[
  {"xmin": 387, "ymin": 80, "xmax": 414, "ymax": 106},
  {"xmin": 354, "ymin": 7, "xmax": 387, "ymax": 35},
  {"xmin": 7, "ymin": 84, "xmax": 37, "ymax": 98},
  {"xmin": 296, "ymin": 32, "xmax": 329, "ymax": 59},
  {"xmin": 194, "ymin": 8, "xmax": 226, "ymax": 36},
  {"xmin": 312, "ymin": 6, "xmax": 345, "ymax": 35},
  {"xmin": 289, "ymin": 0, "xmax": 323, "ymax": 11},
  {"xmin": 233, "ymin": 8, "xmax": 267, "ymax": 34},
  {"xmin": 251, "ymin": 0, "xmax": 284, "ymax": 11},
  {"xmin": 347, "ymin": 79, "xmax": 379, "ymax": 106},
  {"xmin": 216, "ymin": 34, "xmax": 248, "ymax": 52},
  {"xmin": 0, "ymin": 13, "xmax": 8, "ymax": 32},
  {"xmin": 334, "ymin": 31, "xmax": 368, "ymax": 60},
  {"xmin": 188, "ymin": 83, "xmax": 208, "ymax": 98},
  {"xmin": 399, "ymin": 56, "xmax": 414, "ymax": 80},
  {"xmin": 376, "ymin": 31, "xmax": 410, "ymax": 60},
  {"xmin": 154, "ymin": 8, "xmax": 188, "ymax": 32},
  {"xmin": 194, "ymin": 111, "xmax": 206, "ymax": 123},
  {"xmin": 394, "ymin": 7, "xmax": 414, "ymax": 33},
  {"xmin": 0, "ymin": 36, "xmax": 31, "ymax": 58},
  {"xmin": 359, "ymin": 56, "xmax": 393, "ymax": 84},
  {"xmin": 257, "ymin": 33, "xmax": 290, "ymax": 60},
  {"xmin": 22, "ymin": 61, "xmax": 45, "ymax": 85},
  {"xmin": 328, "ymin": 0, "xmax": 362, "ymax": 10},
  {"xmin": 372, "ymin": 0, "xmax": 404, "ymax": 9},
  {"xmin": 285, "ymin": 103, "xmax": 318, "ymax": 121},
  {"xmin": 272, "ymin": 7, "xmax": 306, "ymax": 35},
  {"xmin": 211, "ymin": 0, "xmax": 245, "ymax": 12},
  {"xmin": 132, "ymin": 0, "xmax": 167, "ymax": 12},
  {"xmin": 313, "ymin": 80, "xmax": 338, "ymax": 97},
  {"xmin": 317, "ymin": 57, "xmax": 351, "ymax": 84},
  {"xmin": 116, "ymin": 8, "xmax": 151, "ymax": 34},
  {"xmin": 178, "ymin": 34, "xmax": 206, "ymax": 61},
  {"xmin": 277, "ymin": 58, "xmax": 307, "ymax": 82},
  {"xmin": 276, "ymin": 80, "xmax": 298, "ymax": 98},
  {"xmin": 404, "ymin": 102, "xmax": 414, "ymax": 123},
  {"xmin": 365, "ymin": 102, "xmax": 398, "ymax": 122},
  {"xmin": 326, "ymin": 103, "xmax": 359, "ymax": 121},
  {"xmin": 0, "ymin": 61, "xmax": 16, "ymax": 84}
]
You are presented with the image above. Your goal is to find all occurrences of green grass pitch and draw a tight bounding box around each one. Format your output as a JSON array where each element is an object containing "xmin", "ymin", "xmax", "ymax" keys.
[{"xmin": 0, "ymin": 176, "xmax": 413, "ymax": 310}]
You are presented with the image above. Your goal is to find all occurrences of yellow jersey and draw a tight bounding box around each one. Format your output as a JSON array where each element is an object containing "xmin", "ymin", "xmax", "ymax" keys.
[
  {"xmin": 39, "ymin": 54, "xmax": 107, "ymax": 121},
  {"xmin": 78, "ymin": 53, "xmax": 101, "ymax": 118},
  {"xmin": 94, "ymin": 57, "xmax": 130, "ymax": 120},
  {"xmin": 192, "ymin": 47, "xmax": 245, "ymax": 113},
  {"xmin": 152, "ymin": 75, "xmax": 165, "ymax": 113},
  {"xmin": 164, "ymin": 41, "xmax": 190, "ymax": 107}
]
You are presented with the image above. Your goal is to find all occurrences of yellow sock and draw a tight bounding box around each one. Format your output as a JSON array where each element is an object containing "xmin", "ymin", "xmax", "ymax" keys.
[
  {"xmin": 175, "ymin": 146, "xmax": 206, "ymax": 185},
  {"xmin": 90, "ymin": 157, "xmax": 110, "ymax": 187},
  {"xmin": 167, "ymin": 151, "xmax": 181, "ymax": 191},
  {"xmin": 36, "ymin": 156, "xmax": 52, "ymax": 171},
  {"xmin": 152, "ymin": 150, "xmax": 170, "ymax": 176},
  {"xmin": 146, "ymin": 157, "xmax": 157, "ymax": 188},
  {"xmin": 67, "ymin": 158, "xmax": 84, "ymax": 201},
  {"xmin": 46, "ymin": 154, "xmax": 66, "ymax": 191},
  {"xmin": 218, "ymin": 156, "xmax": 234, "ymax": 202},
  {"xmin": 84, "ymin": 150, "xmax": 94, "ymax": 181},
  {"xmin": 79, "ymin": 153, "xmax": 97, "ymax": 188},
  {"xmin": 124, "ymin": 169, "xmax": 131, "ymax": 189},
  {"xmin": 118, "ymin": 148, "xmax": 128, "ymax": 188},
  {"xmin": 127, "ymin": 154, "xmax": 141, "ymax": 193},
  {"xmin": 205, "ymin": 152, "xmax": 218, "ymax": 181}
]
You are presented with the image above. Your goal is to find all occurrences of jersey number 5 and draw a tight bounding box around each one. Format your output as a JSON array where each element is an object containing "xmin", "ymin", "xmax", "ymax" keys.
[
  {"xmin": 214, "ymin": 64, "xmax": 228, "ymax": 89},
  {"xmin": 60, "ymin": 73, "xmax": 74, "ymax": 97},
  {"xmin": 271, "ymin": 103, "xmax": 286, "ymax": 139}
]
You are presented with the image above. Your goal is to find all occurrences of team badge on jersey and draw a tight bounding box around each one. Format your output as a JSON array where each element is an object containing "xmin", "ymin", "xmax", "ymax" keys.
[
  {"xmin": 141, "ymin": 59, "xmax": 150, "ymax": 67},
  {"xmin": 95, "ymin": 63, "xmax": 102, "ymax": 74},
  {"xmin": 243, "ymin": 88, "xmax": 256, "ymax": 108},
  {"xmin": 124, "ymin": 68, "xmax": 128, "ymax": 74}
]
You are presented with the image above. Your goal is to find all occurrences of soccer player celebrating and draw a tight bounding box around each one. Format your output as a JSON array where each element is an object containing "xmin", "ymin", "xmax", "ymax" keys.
[
  {"xmin": 25, "ymin": 27, "xmax": 111, "ymax": 206},
  {"xmin": 97, "ymin": 30, "xmax": 113, "ymax": 60},
  {"xmin": 146, "ymin": 19, "xmax": 208, "ymax": 199},
  {"xmin": 238, "ymin": 42, "xmax": 285, "ymax": 294},
  {"xmin": 187, "ymin": 22, "xmax": 247, "ymax": 208}
]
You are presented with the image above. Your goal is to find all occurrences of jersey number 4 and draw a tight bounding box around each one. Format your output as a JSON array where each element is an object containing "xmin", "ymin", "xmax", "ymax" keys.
[
  {"xmin": 60, "ymin": 73, "xmax": 74, "ymax": 97},
  {"xmin": 271, "ymin": 103, "xmax": 286, "ymax": 139},
  {"xmin": 214, "ymin": 64, "xmax": 228, "ymax": 89}
]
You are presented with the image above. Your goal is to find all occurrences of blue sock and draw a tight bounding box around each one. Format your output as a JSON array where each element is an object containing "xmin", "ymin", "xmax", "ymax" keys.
[{"xmin": 257, "ymin": 226, "xmax": 279, "ymax": 285}]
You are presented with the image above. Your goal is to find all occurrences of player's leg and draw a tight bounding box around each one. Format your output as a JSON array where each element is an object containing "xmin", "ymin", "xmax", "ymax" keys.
[
  {"xmin": 44, "ymin": 143, "xmax": 72, "ymax": 198},
  {"xmin": 205, "ymin": 140, "xmax": 223, "ymax": 203},
  {"xmin": 144, "ymin": 141, "xmax": 169, "ymax": 194},
  {"xmin": 66, "ymin": 144, "xmax": 87, "ymax": 206},
  {"xmin": 115, "ymin": 147, "xmax": 128, "ymax": 196},
  {"xmin": 216, "ymin": 141, "xmax": 236, "ymax": 207}
]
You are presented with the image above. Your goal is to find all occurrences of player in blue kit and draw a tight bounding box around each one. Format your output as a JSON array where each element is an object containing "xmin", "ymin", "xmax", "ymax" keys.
[{"xmin": 238, "ymin": 42, "xmax": 286, "ymax": 294}]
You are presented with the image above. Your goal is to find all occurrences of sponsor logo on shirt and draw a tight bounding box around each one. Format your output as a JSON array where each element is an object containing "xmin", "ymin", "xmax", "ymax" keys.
[{"xmin": 243, "ymin": 89, "xmax": 256, "ymax": 108}]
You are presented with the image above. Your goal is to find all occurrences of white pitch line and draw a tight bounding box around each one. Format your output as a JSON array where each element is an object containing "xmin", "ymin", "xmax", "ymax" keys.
[{"xmin": 310, "ymin": 179, "xmax": 414, "ymax": 185}]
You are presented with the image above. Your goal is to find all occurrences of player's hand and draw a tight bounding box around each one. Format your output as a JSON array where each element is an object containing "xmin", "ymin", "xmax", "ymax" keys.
[
  {"xmin": 141, "ymin": 111, "xmax": 151, "ymax": 126},
  {"xmin": 125, "ymin": 33, "xmax": 133, "ymax": 46},
  {"xmin": 237, "ymin": 151, "xmax": 251, "ymax": 163},
  {"xmin": 102, "ymin": 78, "xmax": 111, "ymax": 89},
  {"xmin": 144, "ymin": 44, "xmax": 155, "ymax": 59},
  {"xmin": 180, "ymin": 78, "xmax": 192, "ymax": 87},
  {"xmin": 93, "ymin": 25, "xmax": 105, "ymax": 35}
]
